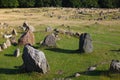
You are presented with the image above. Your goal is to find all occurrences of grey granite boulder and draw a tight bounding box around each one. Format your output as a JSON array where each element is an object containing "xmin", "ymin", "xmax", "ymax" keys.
[
  {"xmin": 22, "ymin": 44, "xmax": 50, "ymax": 73},
  {"xmin": 109, "ymin": 60, "xmax": 120, "ymax": 73},
  {"xmin": 79, "ymin": 33, "xmax": 93, "ymax": 53}
]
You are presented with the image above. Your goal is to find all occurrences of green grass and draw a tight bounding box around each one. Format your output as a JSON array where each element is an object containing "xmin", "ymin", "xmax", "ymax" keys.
[{"xmin": 0, "ymin": 19, "xmax": 120, "ymax": 80}]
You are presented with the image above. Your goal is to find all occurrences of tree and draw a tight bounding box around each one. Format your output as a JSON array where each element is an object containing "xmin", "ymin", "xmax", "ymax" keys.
[
  {"xmin": 50, "ymin": 0, "xmax": 62, "ymax": 7},
  {"xmin": 98, "ymin": 0, "xmax": 113, "ymax": 8},
  {"xmin": 18, "ymin": 0, "xmax": 35, "ymax": 7},
  {"xmin": 82, "ymin": 0, "xmax": 99, "ymax": 8},
  {"xmin": 42, "ymin": 0, "xmax": 51, "ymax": 7},
  {"xmin": 69, "ymin": 0, "xmax": 81, "ymax": 8},
  {"xmin": 62, "ymin": 0, "xmax": 71, "ymax": 7},
  {"xmin": 0, "ymin": 0, "xmax": 19, "ymax": 8},
  {"xmin": 35, "ymin": 0, "xmax": 43, "ymax": 7}
]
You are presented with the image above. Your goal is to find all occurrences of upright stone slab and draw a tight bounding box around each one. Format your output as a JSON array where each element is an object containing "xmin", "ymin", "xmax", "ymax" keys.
[
  {"xmin": 1, "ymin": 43, "xmax": 7, "ymax": 49},
  {"xmin": 10, "ymin": 37, "xmax": 17, "ymax": 45},
  {"xmin": 42, "ymin": 34, "xmax": 56, "ymax": 47},
  {"xmin": 14, "ymin": 48, "xmax": 20, "ymax": 57},
  {"xmin": 23, "ymin": 22, "xmax": 35, "ymax": 32},
  {"xmin": 22, "ymin": 44, "xmax": 50, "ymax": 73},
  {"xmin": 109, "ymin": 60, "xmax": 120, "ymax": 73},
  {"xmin": 18, "ymin": 29, "xmax": 35, "ymax": 45},
  {"xmin": 0, "ymin": 46, "xmax": 2, "ymax": 51},
  {"xmin": 79, "ymin": 33, "xmax": 93, "ymax": 53},
  {"xmin": 45, "ymin": 26, "xmax": 53, "ymax": 32},
  {"xmin": 12, "ymin": 29, "xmax": 17, "ymax": 35},
  {"xmin": 5, "ymin": 39, "xmax": 11, "ymax": 47}
]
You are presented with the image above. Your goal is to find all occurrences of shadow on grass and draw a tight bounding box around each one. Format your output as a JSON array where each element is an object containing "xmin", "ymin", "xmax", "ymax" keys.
[
  {"xmin": 110, "ymin": 49, "xmax": 120, "ymax": 52},
  {"xmin": 66, "ymin": 70, "xmax": 112, "ymax": 78},
  {"xmin": 46, "ymin": 48, "xmax": 80, "ymax": 54},
  {"xmin": 4, "ymin": 54, "xmax": 14, "ymax": 57},
  {"xmin": 0, "ymin": 68, "xmax": 19, "ymax": 74}
]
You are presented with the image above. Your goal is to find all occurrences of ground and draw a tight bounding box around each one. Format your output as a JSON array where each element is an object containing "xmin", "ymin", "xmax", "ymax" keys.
[{"xmin": 0, "ymin": 8, "xmax": 120, "ymax": 80}]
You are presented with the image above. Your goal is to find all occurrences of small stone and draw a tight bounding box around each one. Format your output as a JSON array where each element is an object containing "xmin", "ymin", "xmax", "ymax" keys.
[
  {"xmin": 75, "ymin": 73, "xmax": 81, "ymax": 77},
  {"xmin": 5, "ymin": 39, "xmax": 11, "ymax": 47},
  {"xmin": 45, "ymin": 26, "xmax": 53, "ymax": 32},
  {"xmin": 14, "ymin": 48, "xmax": 20, "ymax": 57},
  {"xmin": 0, "ymin": 46, "xmax": 2, "ymax": 51},
  {"xmin": 1, "ymin": 43, "xmax": 7, "ymax": 49},
  {"xmin": 109, "ymin": 60, "xmax": 120, "ymax": 73},
  {"xmin": 87, "ymin": 66, "xmax": 96, "ymax": 71},
  {"xmin": 12, "ymin": 29, "xmax": 17, "ymax": 35}
]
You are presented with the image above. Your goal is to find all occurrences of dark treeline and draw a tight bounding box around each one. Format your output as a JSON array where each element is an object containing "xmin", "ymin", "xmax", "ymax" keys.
[{"xmin": 0, "ymin": 0, "xmax": 120, "ymax": 8}]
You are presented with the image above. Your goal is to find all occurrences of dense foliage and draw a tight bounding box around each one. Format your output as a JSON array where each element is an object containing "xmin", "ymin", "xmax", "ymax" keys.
[{"xmin": 0, "ymin": 0, "xmax": 119, "ymax": 8}]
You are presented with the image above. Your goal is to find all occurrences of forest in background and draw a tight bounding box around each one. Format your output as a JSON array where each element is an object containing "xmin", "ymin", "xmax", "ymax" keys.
[{"xmin": 0, "ymin": 0, "xmax": 120, "ymax": 8}]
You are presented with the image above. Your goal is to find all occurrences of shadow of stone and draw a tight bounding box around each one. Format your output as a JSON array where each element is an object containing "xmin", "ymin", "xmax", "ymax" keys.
[
  {"xmin": 66, "ymin": 70, "xmax": 113, "ymax": 79},
  {"xmin": 46, "ymin": 48, "xmax": 79, "ymax": 54},
  {"xmin": 110, "ymin": 49, "xmax": 120, "ymax": 52},
  {"xmin": 0, "ymin": 68, "xmax": 19, "ymax": 74},
  {"xmin": 4, "ymin": 54, "xmax": 14, "ymax": 57}
]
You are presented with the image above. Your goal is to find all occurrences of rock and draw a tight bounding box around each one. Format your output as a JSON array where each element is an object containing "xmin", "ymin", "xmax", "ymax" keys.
[
  {"xmin": 22, "ymin": 44, "xmax": 50, "ymax": 73},
  {"xmin": 1, "ymin": 43, "xmax": 7, "ymax": 49},
  {"xmin": 12, "ymin": 29, "xmax": 17, "ymax": 35},
  {"xmin": 3, "ymin": 34, "xmax": 12, "ymax": 39},
  {"xmin": 23, "ymin": 22, "xmax": 35, "ymax": 32},
  {"xmin": 18, "ymin": 29, "xmax": 35, "ymax": 45},
  {"xmin": 14, "ymin": 48, "xmax": 20, "ymax": 57},
  {"xmin": 75, "ymin": 73, "xmax": 81, "ymax": 77},
  {"xmin": 5, "ymin": 39, "xmax": 11, "ymax": 47},
  {"xmin": 79, "ymin": 33, "xmax": 93, "ymax": 53},
  {"xmin": 42, "ymin": 34, "xmax": 56, "ymax": 47},
  {"xmin": 109, "ymin": 60, "xmax": 120, "ymax": 73},
  {"xmin": 75, "ymin": 32, "xmax": 80, "ymax": 37},
  {"xmin": 0, "ymin": 46, "xmax": 2, "ymax": 51},
  {"xmin": 87, "ymin": 66, "xmax": 96, "ymax": 71},
  {"xmin": 10, "ymin": 37, "xmax": 17, "ymax": 46},
  {"xmin": 45, "ymin": 26, "xmax": 53, "ymax": 32}
]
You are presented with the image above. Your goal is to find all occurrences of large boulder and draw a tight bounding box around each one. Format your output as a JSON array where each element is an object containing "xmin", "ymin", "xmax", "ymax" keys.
[
  {"xmin": 109, "ymin": 60, "xmax": 120, "ymax": 73},
  {"xmin": 42, "ymin": 34, "xmax": 56, "ymax": 47},
  {"xmin": 79, "ymin": 33, "xmax": 93, "ymax": 53},
  {"xmin": 18, "ymin": 29, "xmax": 35, "ymax": 45},
  {"xmin": 22, "ymin": 45, "xmax": 50, "ymax": 73}
]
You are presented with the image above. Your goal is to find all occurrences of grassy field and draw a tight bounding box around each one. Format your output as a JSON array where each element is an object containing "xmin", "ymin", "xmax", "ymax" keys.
[{"xmin": 0, "ymin": 8, "xmax": 120, "ymax": 80}]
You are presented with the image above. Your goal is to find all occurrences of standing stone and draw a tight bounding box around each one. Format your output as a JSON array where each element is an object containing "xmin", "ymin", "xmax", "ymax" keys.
[
  {"xmin": 12, "ymin": 29, "xmax": 17, "ymax": 35},
  {"xmin": 79, "ymin": 33, "xmax": 93, "ymax": 53},
  {"xmin": 1, "ymin": 43, "xmax": 7, "ymax": 49},
  {"xmin": 109, "ymin": 60, "xmax": 120, "ymax": 73},
  {"xmin": 5, "ymin": 39, "xmax": 11, "ymax": 47},
  {"xmin": 45, "ymin": 26, "xmax": 53, "ymax": 32},
  {"xmin": 42, "ymin": 34, "xmax": 56, "ymax": 47},
  {"xmin": 22, "ymin": 44, "xmax": 50, "ymax": 73},
  {"xmin": 23, "ymin": 22, "xmax": 35, "ymax": 32},
  {"xmin": 14, "ymin": 48, "xmax": 20, "ymax": 57},
  {"xmin": 18, "ymin": 29, "xmax": 35, "ymax": 45},
  {"xmin": 0, "ymin": 46, "xmax": 2, "ymax": 51},
  {"xmin": 10, "ymin": 37, "xmax": 17, "ymax": 45}
]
